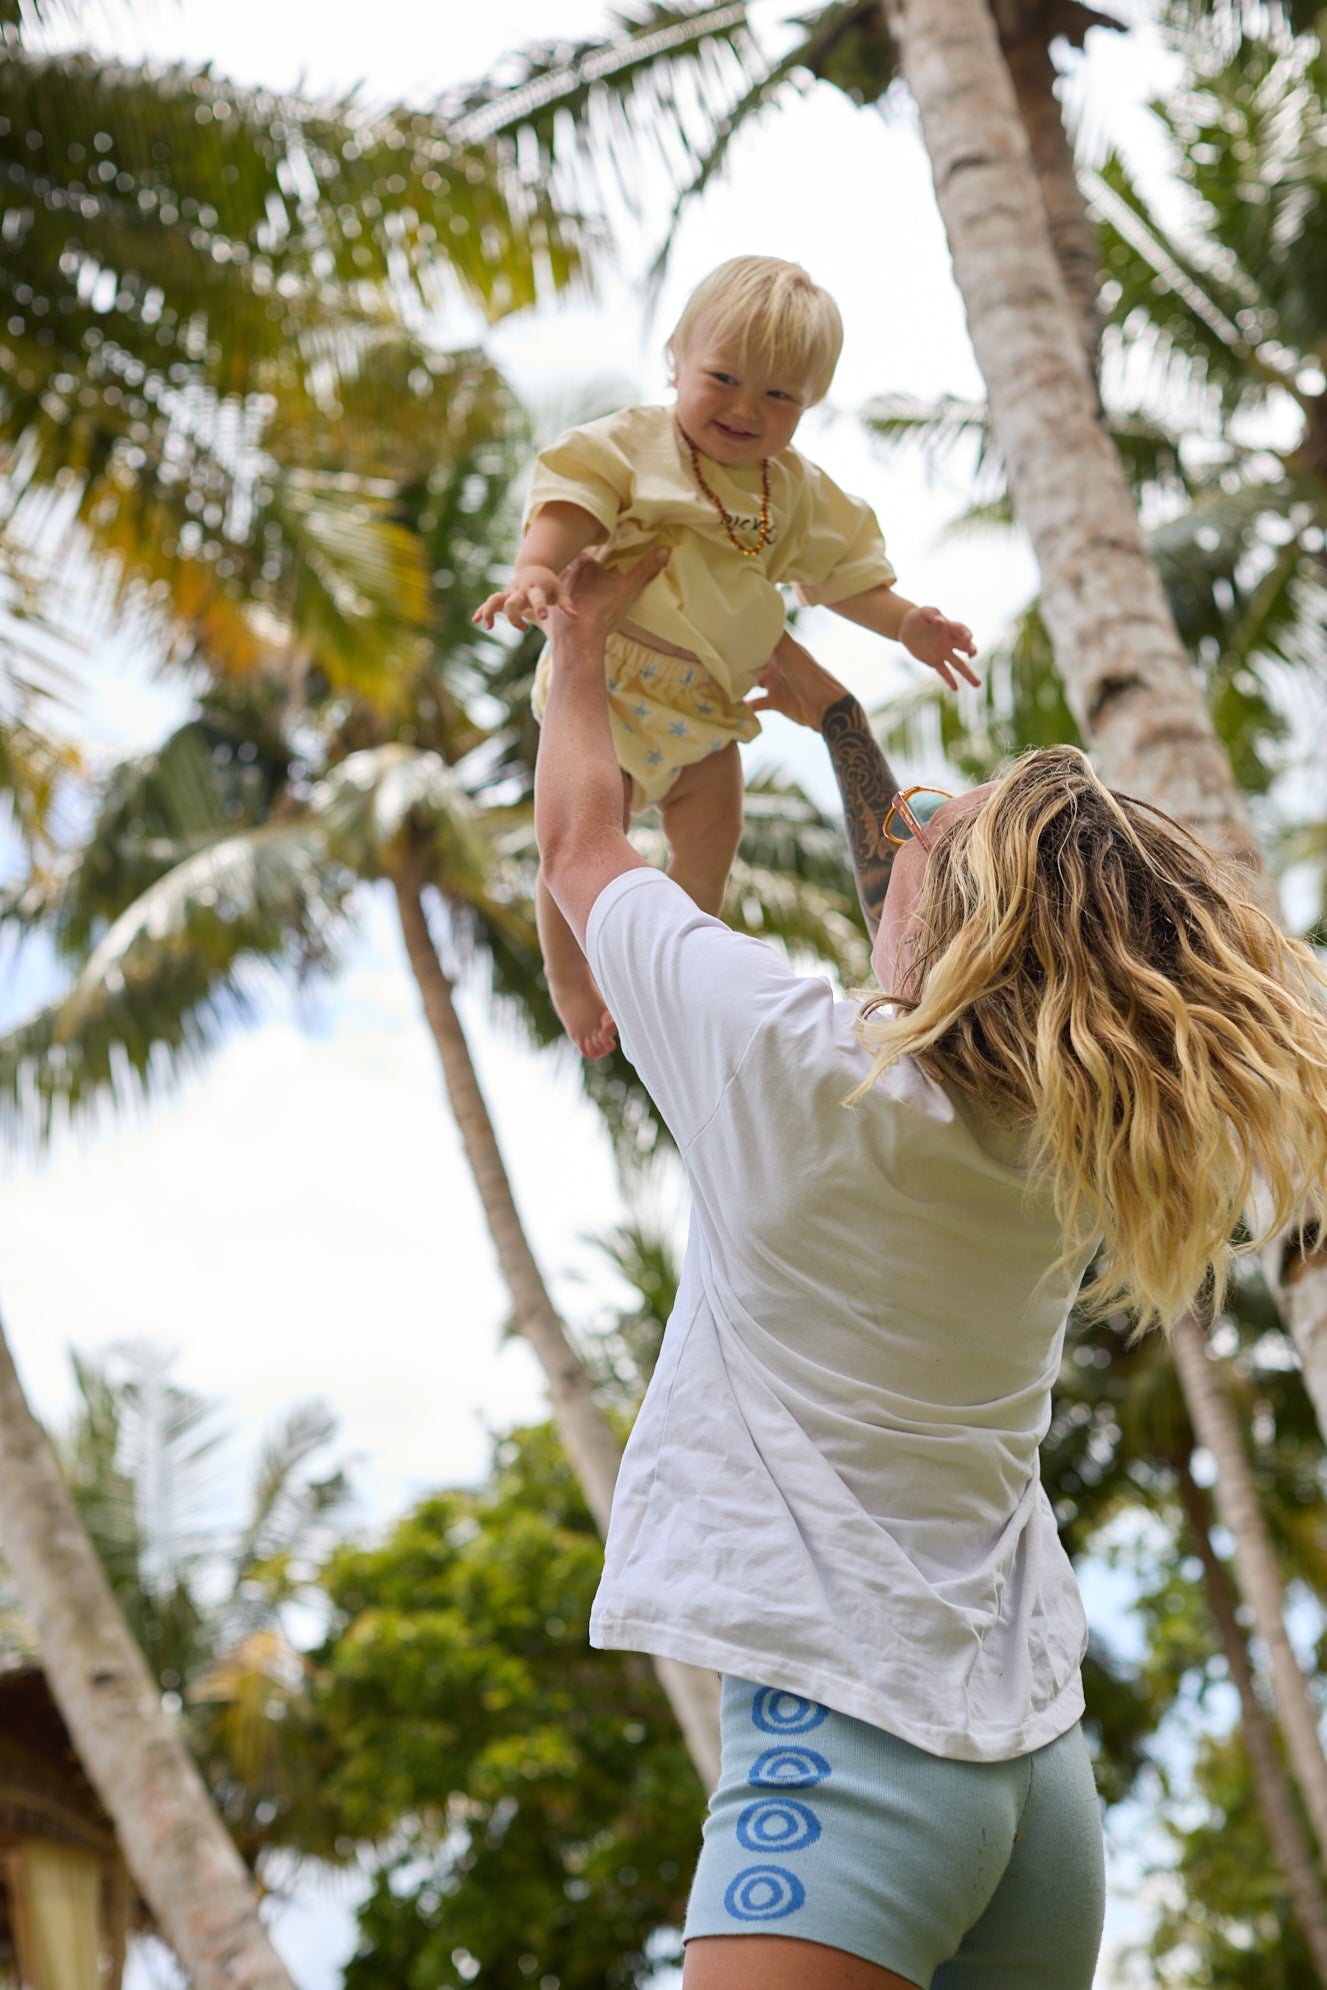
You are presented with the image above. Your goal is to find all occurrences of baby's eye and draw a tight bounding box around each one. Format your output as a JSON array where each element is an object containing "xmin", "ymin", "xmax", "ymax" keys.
[
  {"xmin": 768, "ymin": 389, "xmax": 797, "ymax": 403},
  {"xmin": 710, "ymin": 371, "xmax": 737, "ymax": 385}
]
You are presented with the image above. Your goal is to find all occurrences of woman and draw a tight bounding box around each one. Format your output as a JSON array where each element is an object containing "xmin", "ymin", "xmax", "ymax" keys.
[{"xmin": 534, "ymin": 550, "xmax": 1327, "ymax": 1989}]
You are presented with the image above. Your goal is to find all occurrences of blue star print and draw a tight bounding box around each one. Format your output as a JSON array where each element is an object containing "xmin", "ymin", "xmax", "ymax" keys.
[
  {"xmin": 647, "ymin": 748, "xmax": 664, "ymax": 765},
  {"xmin": 668, "ymin": 720, "xmax": 689, "ymax": 737}
]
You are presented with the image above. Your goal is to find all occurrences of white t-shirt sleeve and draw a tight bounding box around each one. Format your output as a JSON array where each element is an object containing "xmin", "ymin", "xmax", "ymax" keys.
[{"xmin": 586, "ymin": 869, "xmax": 799, "ymax": 1150}]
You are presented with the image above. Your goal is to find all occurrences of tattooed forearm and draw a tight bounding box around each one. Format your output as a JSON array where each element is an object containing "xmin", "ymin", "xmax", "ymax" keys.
[{"xmin": 821, "ymin": 692, "xmax": 901, "ymax": 940}]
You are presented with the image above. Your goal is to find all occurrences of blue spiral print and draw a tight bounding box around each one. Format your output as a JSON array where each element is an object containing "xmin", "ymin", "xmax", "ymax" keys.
[
  {"xmin": 736, "ymin": 1797, "xmax": 822, "ymax": 1854},
  {"xmin": 724, "ymin": 1865, "xmax": 807, "ymax": 1922},
  {"xmin": 749, "ymin": 1745, "xmax": 832, "ymax": 1789},
  {"xmin": 750, "ymin": 1688, "xmax": 828, "ymax": 1735}
]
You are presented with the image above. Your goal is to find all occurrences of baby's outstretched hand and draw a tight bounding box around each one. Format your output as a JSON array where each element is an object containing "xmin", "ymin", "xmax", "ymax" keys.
[
  {"xmin": 471, "ymin": 566, "xmax": 579, "ymax": 633},
  {"xmin": 900, "ymin": 606, "xmax": 979, "ymax": 691}
]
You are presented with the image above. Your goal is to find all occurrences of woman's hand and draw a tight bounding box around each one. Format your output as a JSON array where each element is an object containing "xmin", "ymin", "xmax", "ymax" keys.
[
  {"xmin": 546, "ymin": 546, "xmax": 671, "ymax": 650},
  {"xmin": 747, "ymin": 630, "xmax": 850, "ymax": 732}
]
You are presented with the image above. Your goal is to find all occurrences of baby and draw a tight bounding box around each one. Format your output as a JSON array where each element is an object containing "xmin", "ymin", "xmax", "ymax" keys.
[{"xmin": 473, "ymin": 255, "xmax": 977, "ymax": 1058}]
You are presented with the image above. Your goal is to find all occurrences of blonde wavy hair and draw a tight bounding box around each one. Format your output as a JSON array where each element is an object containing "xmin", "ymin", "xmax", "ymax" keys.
[
  {"xmin": 666, "ymin": 256, "xmax": 844, "ymax": 405},
  {"xmin": 855, "ymin": 745, "xmax": 1327, "ymax": 1332}
]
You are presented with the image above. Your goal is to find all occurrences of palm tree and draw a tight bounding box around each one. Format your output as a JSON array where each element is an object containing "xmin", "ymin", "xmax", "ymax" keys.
[
  {"xmin": 1044, "ymin": 1286, "xmax": 1327, "ymax": 1981},
  {"xmin": 1168, "ymin": 1312, "xmax": 1327, "ymax": 1867},
  {"xmin": 0, "ymin": 14, "xmax": 589, "ymax": 690},
  {"xmin": 17, "ymin": 1346, "xmax": 353, "ymax": 1875},
  {"xmin": 450, "ymin": 0, "xmax": 1117, "ymax": 380},
  {"xmin": 0, "ymin": 1317, "xmax": 300, "ymax": 1990},
  {"xmin": 0, "ymin": 5, "xmax": 594, "ymax": 1965},
  {"xmin": 866, "ymin": 8, "xmax": 1327, "ymax": 1424}
]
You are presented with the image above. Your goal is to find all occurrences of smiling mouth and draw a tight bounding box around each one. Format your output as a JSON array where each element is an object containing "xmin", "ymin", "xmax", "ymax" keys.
[{"xmin": 714, "ymin": 421, "xmax": 758, "ymax": 441}]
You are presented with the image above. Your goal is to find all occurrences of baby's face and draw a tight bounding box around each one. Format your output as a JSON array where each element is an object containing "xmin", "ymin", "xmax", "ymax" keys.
[{"xmin": 672, "ymin": 317, "xmax": 812, "ymax": 467}]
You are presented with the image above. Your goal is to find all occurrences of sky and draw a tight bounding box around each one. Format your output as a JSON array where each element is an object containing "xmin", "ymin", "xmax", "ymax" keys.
[{"xmin": 12, "ymin": 3, "xmax": 1187, "ymax": 1983}]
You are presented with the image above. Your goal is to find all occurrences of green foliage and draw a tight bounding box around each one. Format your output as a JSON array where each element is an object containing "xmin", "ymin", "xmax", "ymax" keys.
[
  {"xmin": 0, "ymin": 24, "xmax": 578, "ymax": 712},
  {"xmin": 587, "ymin": 1217, "xmax": 682, "ymax": 1401},
  {"xmin": 1149, "ymin": 1728, "xmax": 1319, "ymax": 1986},
  {"xmin": 316, "ymin": 1424, "xmax": 701, "ymax": 1990},
  {"xmin": 1039, "ymin": 1264, "xmax": 1327, "ymax": 1973}
]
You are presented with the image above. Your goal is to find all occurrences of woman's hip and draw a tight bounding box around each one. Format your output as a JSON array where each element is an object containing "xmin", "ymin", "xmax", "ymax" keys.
[{"xmin": 683, "ymin": 1675, "xmax": 1104, "ymax": 1988}]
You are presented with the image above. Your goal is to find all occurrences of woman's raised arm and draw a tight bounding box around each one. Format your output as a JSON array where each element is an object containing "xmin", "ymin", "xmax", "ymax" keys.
[
  {"xmin": 534, "ymin": 549, "xmax": 668, "ymax": 945},
  {"xmin": 754, "ymin": 632, "xmax": 904, "ymax": 940}
]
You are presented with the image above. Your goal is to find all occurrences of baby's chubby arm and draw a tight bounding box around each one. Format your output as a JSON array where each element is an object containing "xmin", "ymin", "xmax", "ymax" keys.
[
  {"xmin": 472, "ymin": 502, "xmax": 605, "ymax": 632},
  {"xmin": 828, "ymin": 584, "xmax": 979, "ymax": 692}
]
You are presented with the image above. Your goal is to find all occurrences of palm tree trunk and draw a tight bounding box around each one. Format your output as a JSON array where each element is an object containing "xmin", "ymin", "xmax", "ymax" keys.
[
  {"xmin": 881, "ymin": 0, "xmax": 1266, "ymax": 883},
  {"xmin": 1169, "ymin": 1312, "xmax": 1327, "ymax": 1861},
  {"xmin": 1270, "ymin": 1233, "xmax": 1327, "ymax": 1444},
  {"xmin": 389, "ymin": 855, "xmax": 722, "ymax": 1789},
  {"xmin": 1174, "ymin": 1454, "xmax": 1327, "ymax": 1984},
  {"xmin": 998, "ymin": 17, "xmax": 1103, "ymax": 389},
  {"xmin": 885, "ymin": 0, "xmax": 1327, "ymax": 1450},
  {"xmin": 0, "ymin": 1316, "xmax": 296, "ymax": 1990}
]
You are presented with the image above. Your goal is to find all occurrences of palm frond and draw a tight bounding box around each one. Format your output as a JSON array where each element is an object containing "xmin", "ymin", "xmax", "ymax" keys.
[
  {"xmin": 313, "ymin": 744, "xmax": 485, "ymax": 883},
  {"xmin": 0, "ymin": 45, "xmax": 583, "ymax": 700},
  {"xmin": 450, "ymin": 3, "xmax": 761, "ymax": 175},
  {"xmin": 860, "ymin": 391, "xmax": 998, "ymax": 482},
  {"xmin": 229, "ymin": 1402, "xmax": 350, "ymax": 1626},
  {"xmin": 0, "ymin": 817, "xmax": 346, "ymax": 1144},
  {"xmin": 0, "ymin": 714, "xmax": 80, "ymax": 858}
]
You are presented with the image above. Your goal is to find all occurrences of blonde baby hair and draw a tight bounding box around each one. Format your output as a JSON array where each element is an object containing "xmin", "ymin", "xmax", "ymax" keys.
[
  {"xmin": 666, "ymin": 256, "xmax": 844, "ymax": 405},
  {"xmin": 854, "ymin": 745, "xmax": 1327, "ymax": 1333}
]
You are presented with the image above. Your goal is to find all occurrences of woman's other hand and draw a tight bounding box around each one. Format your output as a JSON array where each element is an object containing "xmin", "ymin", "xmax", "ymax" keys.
[{"xmin": 748, "ymin": 631, "xmax": 849, "ymax": 732}]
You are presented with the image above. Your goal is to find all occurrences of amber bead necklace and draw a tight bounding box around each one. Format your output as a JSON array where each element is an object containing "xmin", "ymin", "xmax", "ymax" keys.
[{"xmin": 680, "ymin": 425, "xmax": 773, "ymax": 558}]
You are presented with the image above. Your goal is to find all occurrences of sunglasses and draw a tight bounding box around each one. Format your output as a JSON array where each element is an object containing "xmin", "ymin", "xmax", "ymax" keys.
[{"xmin": 883, "ymin": 786, "xmax": 954, "ymax": 854}]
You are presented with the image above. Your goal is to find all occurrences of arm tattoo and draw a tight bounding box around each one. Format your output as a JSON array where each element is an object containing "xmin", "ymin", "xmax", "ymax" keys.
[{"xmin": 821, "ymin": 692, "xmax": 902, "ymax": 940}]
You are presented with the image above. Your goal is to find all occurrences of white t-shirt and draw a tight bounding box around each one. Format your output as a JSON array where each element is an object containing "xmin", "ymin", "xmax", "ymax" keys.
[{"xmin": 586, "ymin": 868, "xmax": 1092, "ymax": 1764}]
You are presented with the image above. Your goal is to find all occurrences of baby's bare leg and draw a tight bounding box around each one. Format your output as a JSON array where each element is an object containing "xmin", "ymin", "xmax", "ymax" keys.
[
  {"xmin": 535, "ymin": 770, "xmax": 633, "ymax": 1060},
  {"xmin": 658, "ymin": 743, "xmax": 744, "ymax": 917}
]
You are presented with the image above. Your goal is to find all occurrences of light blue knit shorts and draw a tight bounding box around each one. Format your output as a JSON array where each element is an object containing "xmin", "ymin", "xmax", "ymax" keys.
[{"xmin": 683, "ymin": 1677, "xmax": 1105, "ymax": 1988}]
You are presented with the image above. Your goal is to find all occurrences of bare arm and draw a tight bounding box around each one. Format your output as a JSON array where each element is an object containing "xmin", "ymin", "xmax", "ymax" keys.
[
  {"xmin": 828, "ymin": 583, "xmax": 980, "ymax": 691},
  {"xmin": 472, "ymin": 501, "xmax": 604, "ymax": 631},
  {"xmin": 752, "ymin": 633, "xmax": 904, "ymax": 939},
  {"xmin": 535, "ymin": 550, "xmax": 670, "ymax": 944}
]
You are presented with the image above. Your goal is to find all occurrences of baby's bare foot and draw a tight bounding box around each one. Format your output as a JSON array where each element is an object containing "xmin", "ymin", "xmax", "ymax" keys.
[{"xmin": 548, "ymin": 965, "xmax": 618, "ymax": 1061}]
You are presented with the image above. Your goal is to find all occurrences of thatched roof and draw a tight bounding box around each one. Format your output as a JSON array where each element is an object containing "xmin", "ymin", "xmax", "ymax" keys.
[
  {"xmin": 0, "ymin": 1660, "xmax": 117, "ymax": 1857},
  {"xmin": 0, "ymin": 1660, "xmax": 148, "ymax": 1960}
]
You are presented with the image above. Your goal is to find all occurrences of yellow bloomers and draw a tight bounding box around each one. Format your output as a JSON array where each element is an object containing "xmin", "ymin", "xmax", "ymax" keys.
[{"xmin": 532, "ymin": 629, "xmax": 761, "ymax": 808}]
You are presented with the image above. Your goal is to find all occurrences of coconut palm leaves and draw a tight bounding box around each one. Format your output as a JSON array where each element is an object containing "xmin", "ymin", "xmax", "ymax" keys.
[
  {"xmin": 0, "ymin": 34, "xmax": 585, "ymax": 698},
  {"xmin": 42, "ymin": 1344, "xmax": 352, "ymax": 1871},
  {"xmin": 0, "ymin": 720, "xmax": 540, "ymax": 1143},
  {"xmin": 449, "ymin": 3, "xmax": 765, "ymax": 226}
]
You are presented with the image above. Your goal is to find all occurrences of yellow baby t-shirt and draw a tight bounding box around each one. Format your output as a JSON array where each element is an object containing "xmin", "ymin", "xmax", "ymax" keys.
[{"xmin": 524, "ymin": 404, "xmax": 897, "ymax": 702}]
